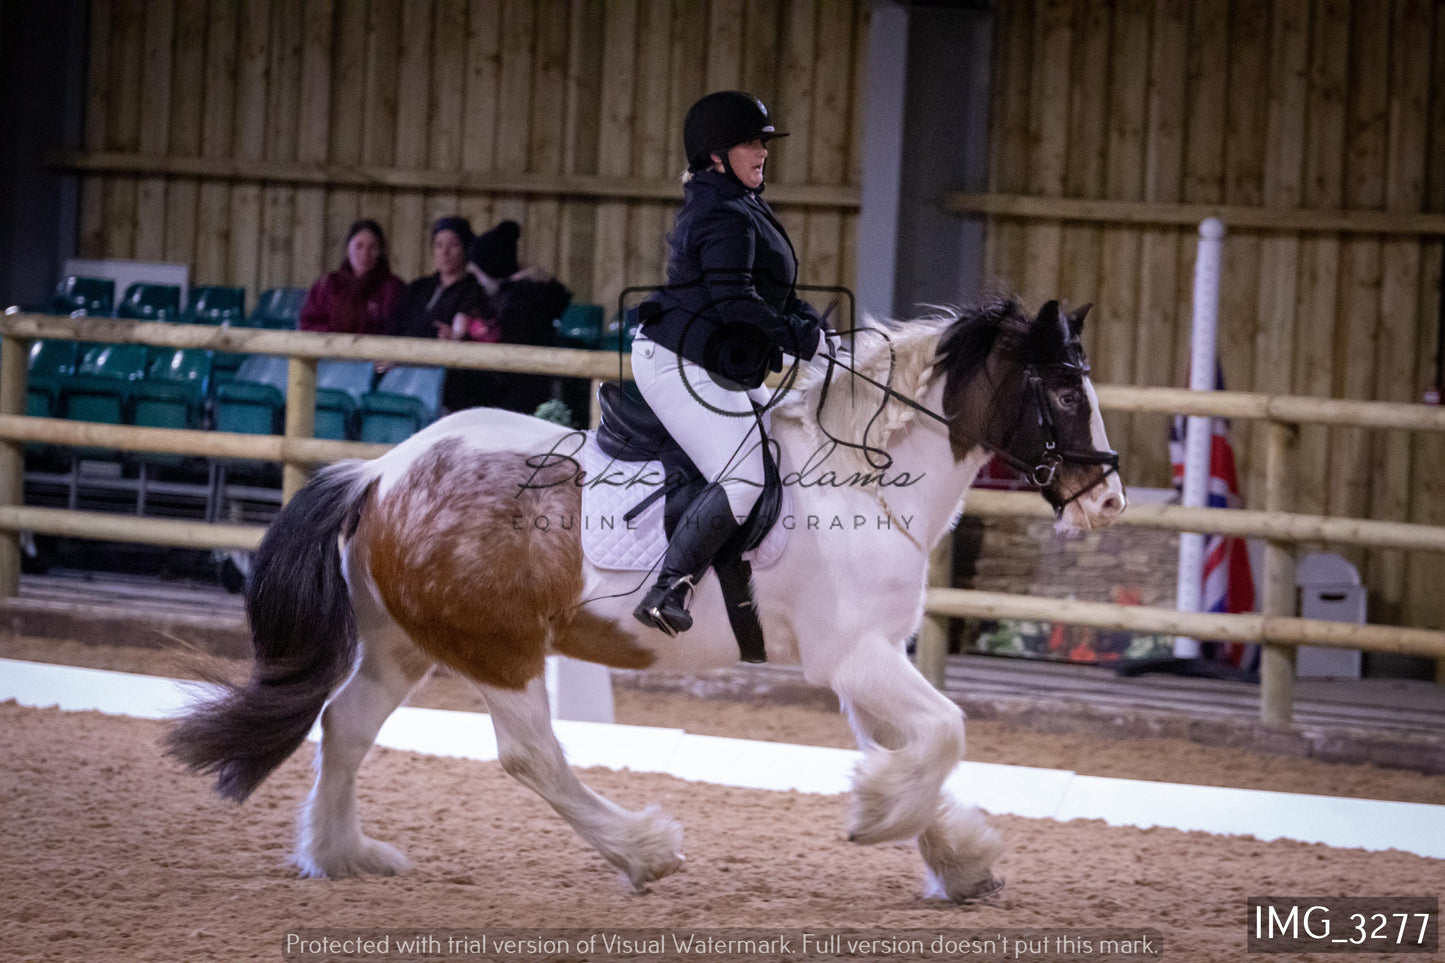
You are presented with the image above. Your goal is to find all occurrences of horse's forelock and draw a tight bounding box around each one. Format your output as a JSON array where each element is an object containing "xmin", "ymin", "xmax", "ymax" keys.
[
  {"xmin": 935, "ymin": 295, "xmax": 1082, "ymax": 390},
  {"xmin": 933, "ymin": 294, "xmax": 1025, "ymax": 389}
]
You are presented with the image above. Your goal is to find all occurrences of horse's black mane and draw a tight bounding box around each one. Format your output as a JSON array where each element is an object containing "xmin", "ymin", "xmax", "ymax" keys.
[{"xmin": 932, "ymin": 293, "xmax": 1073, "ymax": 388}]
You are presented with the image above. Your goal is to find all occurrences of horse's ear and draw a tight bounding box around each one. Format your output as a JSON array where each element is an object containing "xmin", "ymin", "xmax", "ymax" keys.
[
  {"xmin": 1066, "ymin": 303, "xmax": 1092, "ymax": 335},
  {"xmin": 1022, "ymin": 299, "xmax": 1068, "ymax": 362},
  {"xmin": 1037, "ymin": 300, "xmax": 1060, "ymax": 328}
]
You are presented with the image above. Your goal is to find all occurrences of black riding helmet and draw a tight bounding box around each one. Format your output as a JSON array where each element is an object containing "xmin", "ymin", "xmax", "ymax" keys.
[{"xmin": 683, "ymin": 91, "xmax": 789, "ymax": 172}]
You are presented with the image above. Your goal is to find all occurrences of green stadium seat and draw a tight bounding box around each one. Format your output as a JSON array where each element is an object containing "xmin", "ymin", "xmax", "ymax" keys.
[
  {"xmin": 132, "ymin": 349, "xmax": 214, "ymax": 469},
  {"xmin": 26, "ymin": 340, "xmax": 79, "ymax": 419},
  {"xmin": 60, "ymin": 343, "xmax": 149, "ymax": 460},
  {"xmin": 24, "ymin": 340, "xmax": 79, "ymax": 463},
  {"xmin": 209, "ymin": 353, "xmax": 247, "ymax": 392},
  {"xmin": 115, "ymin": 283, "xmax": 182, "ymax": 324},
  {"xmin": 554, "ymin": 303, "xmax": 604, "ymax": 350},
  {"xmin": 210, "ymin": 354, "xmax": 290, "ymax": 502},
  {"xmin": 554, "ymin": 303, "xmax": 612, "ymax": 425},
  {"xmin": 314, "ymin": 360, "xmax": 375, "ymax": 441},
  {"xmin": 358, "ymin": 366, "xmax": 444, "ymax": 444},
  {"xmin": 184, "ymin": 286, "xmax": 248, "ymax": 387},
  {"xmin": 64, "ymin": 343, "xmax": 148, "ymax": 419},
  {"xmin": 182, "ymin": 286, "xmax": 246, "ymax": 326},
  {"xmin": 213, "ymin": 355, "xmax": 288, "ymax": 436},
  {"xmin": 48, "ymin": 276, "xmax": 115, "ymax": 316},
  {"xmin": 133, "ymin": 349, "xmax": 212, "ymax": 430},
  {"xmin": 247, "ymin": 287, "xmax": 306, "ymax": 329},
  {"xmin": 607, "ymin": 305, "xmax": 641, "ymax": 353}
]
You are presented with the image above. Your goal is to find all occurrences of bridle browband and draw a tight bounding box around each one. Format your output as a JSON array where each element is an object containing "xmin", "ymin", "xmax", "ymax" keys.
[{"xmin": 813, "ymin": 333, "xmax": 1120, "ymax": 517}]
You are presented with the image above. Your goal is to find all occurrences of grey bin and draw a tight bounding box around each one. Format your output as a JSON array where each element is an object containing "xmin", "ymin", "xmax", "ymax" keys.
[{"xmin": 1294, "ymin": 552, "xmax": 1365, "ymax": 679}]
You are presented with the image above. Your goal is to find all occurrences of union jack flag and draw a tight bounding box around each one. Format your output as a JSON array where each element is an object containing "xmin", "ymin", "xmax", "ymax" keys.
[{"xmin": 1169, "ymin": 363, "xmax": 1257, "ymax": 668}]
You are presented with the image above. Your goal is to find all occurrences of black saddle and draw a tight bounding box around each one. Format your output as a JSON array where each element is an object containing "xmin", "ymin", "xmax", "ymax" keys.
[
  {"xmin": 594, "ymin": 381, "xmax": 781, "ymax": 662},
  {"xmin": 596, "ymin": 381, "xmax": 687, "ymax": 461}
]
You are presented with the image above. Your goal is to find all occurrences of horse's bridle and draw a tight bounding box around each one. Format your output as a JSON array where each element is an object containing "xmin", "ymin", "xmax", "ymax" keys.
[
  {"xmin": 816, "ymin": 341, "xmax": 1120, "ymax": 517},
  {"xmin": 986, "ymin": 360, "xmax": 1121, "ymax": 514}
]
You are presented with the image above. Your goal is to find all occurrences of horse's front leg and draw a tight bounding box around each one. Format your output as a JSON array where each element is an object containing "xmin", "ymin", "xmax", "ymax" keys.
[
  {"xmin": 832, "ymin": 640, "xmax": 1004, "ymax": 901},
  {"xmin": 481, "ymin": 676, "xmax": 685, "ymax": 891}
]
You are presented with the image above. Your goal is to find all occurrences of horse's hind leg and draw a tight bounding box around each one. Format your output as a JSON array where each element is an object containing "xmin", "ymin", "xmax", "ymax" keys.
[
  {"xmin": 915, "ymin": 794, "xmax": 1005, "ymax": 902},
  {"xmin": 295, "ymin": 621, "xmax": 432, "ymax": 878},
  {"xmin": 832, "ymin": 640, "xmax": 1003, "ymax": 901},
  {"xmin": 481, "ymin": 676, "xmax": 684, "ymax": 891}
]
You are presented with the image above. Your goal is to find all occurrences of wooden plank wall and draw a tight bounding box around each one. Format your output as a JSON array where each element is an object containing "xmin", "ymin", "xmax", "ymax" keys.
[
  {"xmin": 986, "ymin": 0, "xmax": 1445, "ymax": 627},
  {"xmin": 76, "ymin": 0, "xmax": 865, "ymax": 324}
]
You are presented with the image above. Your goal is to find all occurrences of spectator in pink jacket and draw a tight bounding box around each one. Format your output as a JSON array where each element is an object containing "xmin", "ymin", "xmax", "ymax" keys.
[{"xmin": 298, "ymin": 219, "xmax": 406, "ymax": 335}]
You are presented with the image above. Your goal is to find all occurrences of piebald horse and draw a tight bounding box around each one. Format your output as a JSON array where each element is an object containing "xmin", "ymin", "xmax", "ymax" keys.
[{"xmin": 168, "ymin": 295, "xmax": 1125, "ymax": 901}]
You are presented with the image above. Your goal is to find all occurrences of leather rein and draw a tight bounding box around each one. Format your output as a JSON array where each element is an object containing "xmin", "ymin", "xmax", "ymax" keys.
[{"xmin": 813, "ymin": 334, "xmax": 1119, "ymax": 517}]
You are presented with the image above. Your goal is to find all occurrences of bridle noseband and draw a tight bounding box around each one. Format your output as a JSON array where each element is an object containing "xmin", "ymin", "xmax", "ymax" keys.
[{"xmin": 988, "ymin": 360, "xmax": 1120, "ymax": 515}]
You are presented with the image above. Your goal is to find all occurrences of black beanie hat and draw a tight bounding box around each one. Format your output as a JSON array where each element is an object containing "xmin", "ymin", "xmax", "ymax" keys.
[
  {"xmin": 471, "ymin": 220, "xmax": 521, "ymax": 279},
  {"xmin": 431, "ymin": 215, "xmax": 475, "ymax": 250}
]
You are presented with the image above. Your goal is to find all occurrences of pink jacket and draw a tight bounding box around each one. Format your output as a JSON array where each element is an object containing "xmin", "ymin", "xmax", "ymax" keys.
[{"xmin": 299, "ymin": 264, "xmax": 406, "ymax": 335}]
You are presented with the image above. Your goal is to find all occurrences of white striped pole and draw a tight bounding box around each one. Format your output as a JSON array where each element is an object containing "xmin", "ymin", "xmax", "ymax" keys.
[{"xmin": 1174, "ymin": 217, "xmax": 1226, "ymax": 658}]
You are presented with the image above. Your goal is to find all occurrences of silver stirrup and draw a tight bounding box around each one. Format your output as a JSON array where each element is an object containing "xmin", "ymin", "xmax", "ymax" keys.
[{"xmin": 645, "ymin": 574, "xmax": 696, "ymax": 637}]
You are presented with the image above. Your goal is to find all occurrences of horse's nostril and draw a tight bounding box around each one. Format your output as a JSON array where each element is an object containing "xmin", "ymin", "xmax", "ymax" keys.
[{"xmin": 1101, "ymin": 493, "xmax": 1125, "ymax": 515}]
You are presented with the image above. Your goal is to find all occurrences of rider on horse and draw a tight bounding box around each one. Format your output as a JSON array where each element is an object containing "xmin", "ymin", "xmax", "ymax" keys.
[{"xmin": 630, "ymin": 91, "xmax": 835, "ymax": 636}]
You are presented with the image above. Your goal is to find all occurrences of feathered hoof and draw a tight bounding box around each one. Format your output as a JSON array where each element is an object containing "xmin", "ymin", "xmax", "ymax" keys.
[
  {"xmin": 845, "ymin": 750, "xmax": 942, "ymax": 845},
  {"xmin": 918, "ymin": 800, "xmax": 1007, "ymax": 903},
  {"xmin": 927, "ymin": 870, "xmax": 1005, "ymax": 904},
  {"xmin": 846, "ymin": 788, "xmax": 934, "ymax": 846},
  {"xmin": 294, "ymin": 836, "xmax": 411, "ymax": 879},
  {"xmin": 607, "ymin": 805, "xmax": 685, "ymax": 892}
]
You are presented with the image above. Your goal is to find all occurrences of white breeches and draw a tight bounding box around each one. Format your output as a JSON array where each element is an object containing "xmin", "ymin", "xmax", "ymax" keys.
[{"xmin": 631, "ymin": 336, "xmax": 771, "ymax": 520}]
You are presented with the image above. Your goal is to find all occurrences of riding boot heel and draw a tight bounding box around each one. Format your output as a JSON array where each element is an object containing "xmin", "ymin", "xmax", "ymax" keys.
[{"xmin": 632, "ymin": 484, "xmax": 742, "ymax": 635}]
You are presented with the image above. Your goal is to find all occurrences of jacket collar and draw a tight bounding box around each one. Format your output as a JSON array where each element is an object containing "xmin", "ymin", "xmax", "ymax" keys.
[{"xmin": 687, "ymin": 168, "xmax": 770, "ymax": 202}]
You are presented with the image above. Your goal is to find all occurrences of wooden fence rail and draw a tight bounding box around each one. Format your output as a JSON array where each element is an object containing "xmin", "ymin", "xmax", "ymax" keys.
[
  {"xmin": 963, "ymin": 490, "xmax": 1445, "ymax": 553},
  {"xmin": 50, "ymin": 151, "xmax": 863, "ymax": 211},
  {"xmin": 924, "ymin": 589, "xmax": 1445, "ymax": 660},
  {"xmin": 1, "ymin": 313, "xmax": 1442, "ymax": 728},
  {"xmin": 0, "ymin": 314, "xmax": 630, "ymax": 378},
  {"xmin": 944, "ymin": 192, "xmax": 1445, "ymax": 237}
]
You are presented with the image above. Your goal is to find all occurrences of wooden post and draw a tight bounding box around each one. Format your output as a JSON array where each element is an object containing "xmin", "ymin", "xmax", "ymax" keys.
[
  {"xmin": 0, "ymin": 335, "xmax": 27, "ymax": 597},
  {"xmin": 915, "ymin": 536, "xmax": 953, "ymax": 689},
  {"xmin": 282, "ymin": 357, "xmax": 317, "ymax": 503},
  {"xmin": 1260, "ymin": 418, "xmax": 1298, "ymax": 728}
]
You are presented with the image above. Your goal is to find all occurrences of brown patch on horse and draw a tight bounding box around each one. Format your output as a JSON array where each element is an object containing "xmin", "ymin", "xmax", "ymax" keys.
[
  {"xmin": 941, "ymin": 358, "xmax": 1008, "ymax": 463},
  {"xmin": 553, "ymin": 610, "xmax": 655, "ymax": 670},
  {"xmin": 355, "ymin": 438, "xmax": 594, "ymax": 690}
]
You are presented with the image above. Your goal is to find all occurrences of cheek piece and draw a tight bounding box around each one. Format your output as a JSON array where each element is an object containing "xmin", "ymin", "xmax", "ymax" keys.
[{"xmin": 988, "ymin": 363, "xmax": 1121, "ymax": 518}]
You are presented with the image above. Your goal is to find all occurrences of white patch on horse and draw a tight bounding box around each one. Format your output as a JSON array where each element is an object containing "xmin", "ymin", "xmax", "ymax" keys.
[{"xmin": 1056, "ymin": 377, "xmax": 1126, "ymax": 534}]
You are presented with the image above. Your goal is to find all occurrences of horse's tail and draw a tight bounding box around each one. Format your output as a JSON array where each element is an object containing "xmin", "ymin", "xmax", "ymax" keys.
[{"xmin": 166, "ymin": 459, "xmax": 373, "ymax": 802}]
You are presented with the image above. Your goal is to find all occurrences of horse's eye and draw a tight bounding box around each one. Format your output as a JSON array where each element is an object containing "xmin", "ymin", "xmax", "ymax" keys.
[{"xmin": 1056, "ymin": 388, "xmax": 1081, "ymax": 410}]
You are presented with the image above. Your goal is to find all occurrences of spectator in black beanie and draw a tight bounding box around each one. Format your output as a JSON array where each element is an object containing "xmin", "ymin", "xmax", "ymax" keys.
[
  {"xmin": 470, "ymin": 219, "xmax": 522, "ymax": 287},
  {"xmin": 443, "ymin": 219, "xmax": 573, "ymax": 415}
]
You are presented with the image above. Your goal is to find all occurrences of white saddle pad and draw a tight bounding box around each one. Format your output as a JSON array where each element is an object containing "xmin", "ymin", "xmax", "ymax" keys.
[{"xmin": 579, "ymin": 435, "xmax": 788, "ymax": 572}]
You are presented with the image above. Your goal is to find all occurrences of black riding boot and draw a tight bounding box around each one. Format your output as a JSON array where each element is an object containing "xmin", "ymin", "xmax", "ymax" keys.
[{"xmin": 634, "ymin": 484, "xmax": 742, "ymax": 636}]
